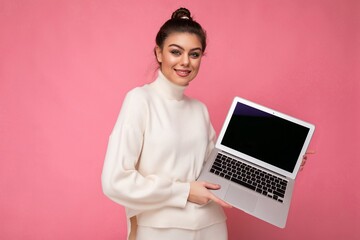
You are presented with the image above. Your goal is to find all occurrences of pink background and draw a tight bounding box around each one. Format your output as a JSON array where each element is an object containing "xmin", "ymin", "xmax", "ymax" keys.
[{"xmin": 1, "ymin": 0, "xmax": 359, "ymax": 239}]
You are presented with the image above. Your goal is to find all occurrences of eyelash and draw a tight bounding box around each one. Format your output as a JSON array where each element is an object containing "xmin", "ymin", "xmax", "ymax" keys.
[
  {"xmin": 170, "ymin": 50, "xmax": 201, "ymax": 59},
  {"xmin": 170, "ymin": 49, "xmax": 181, "ymax": 56}
]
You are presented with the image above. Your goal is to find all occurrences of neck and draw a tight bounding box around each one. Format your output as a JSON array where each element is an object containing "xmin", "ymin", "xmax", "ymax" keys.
[{"xmin": 151, "ymin": 71, "xmax": 187, "ymax": 100}]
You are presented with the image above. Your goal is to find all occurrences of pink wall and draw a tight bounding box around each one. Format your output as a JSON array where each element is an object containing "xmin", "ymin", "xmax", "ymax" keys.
[{"xmin": 0, "ymin": 0, "xmax": 359, "ymax": 239}]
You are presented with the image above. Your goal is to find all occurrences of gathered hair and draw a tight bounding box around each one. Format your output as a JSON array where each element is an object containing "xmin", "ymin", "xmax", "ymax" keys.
[{"xmin": 154, "ymin": 8, "xmax": 207, "ymax": 58}]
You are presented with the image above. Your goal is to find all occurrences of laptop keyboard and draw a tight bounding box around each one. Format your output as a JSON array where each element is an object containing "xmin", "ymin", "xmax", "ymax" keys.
[{"xmin": 210, "ymin": 153, "xmax": 288, "ymax": 203}]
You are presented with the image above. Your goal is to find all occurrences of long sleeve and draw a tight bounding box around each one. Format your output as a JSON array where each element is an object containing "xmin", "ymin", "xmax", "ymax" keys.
[
  {"xmin": 101, "ymin": 72, "xmax": 226, "ymax": 230},
  {"xmin": 204, "ymin": 109, "xmax": 217, "ymax": 163},
  {"xmin": 101, "ymin": 89, "xmax": 190, "ymax": 212}
]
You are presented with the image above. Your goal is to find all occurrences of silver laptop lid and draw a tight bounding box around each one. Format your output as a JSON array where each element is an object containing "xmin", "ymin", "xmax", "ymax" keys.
[{"xmin": 216, "ymin": 97, "xmax": 315, "ymax": 179}]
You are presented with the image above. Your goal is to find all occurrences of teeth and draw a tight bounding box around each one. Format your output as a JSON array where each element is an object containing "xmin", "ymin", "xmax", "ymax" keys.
[{"xmin": 176, "ymin": 70, "xmax": 190, "ymax": 76}]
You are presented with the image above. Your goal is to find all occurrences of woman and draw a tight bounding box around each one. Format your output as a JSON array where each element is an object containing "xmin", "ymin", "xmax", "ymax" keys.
[{"xmin": 102, "ymin": 7, "xmax": 231, "ymax": 240}]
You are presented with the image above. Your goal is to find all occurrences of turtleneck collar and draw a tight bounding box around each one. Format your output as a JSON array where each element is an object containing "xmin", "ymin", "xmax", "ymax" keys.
[{"xmin": 150, "ymin": 70, "xmax": 187, "ymax": 101}]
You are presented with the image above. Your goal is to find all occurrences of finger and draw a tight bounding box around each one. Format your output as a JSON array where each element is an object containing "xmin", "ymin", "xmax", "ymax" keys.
[
  {"xmin": 209, "ymin": 194, "xmax": 232, "ymax": 208},
  {"xmin": 306, "ymin": 150, "xmax": 316, "ymax": 154},
  {"xmin": 202, "ymin": 182, "xmax": 221, "ymax": 190}
]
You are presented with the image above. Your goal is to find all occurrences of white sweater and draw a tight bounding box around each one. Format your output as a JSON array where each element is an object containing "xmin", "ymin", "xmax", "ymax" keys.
[{"xmin": 102, "ymin": 71, "xmax": 226, "ymax": 230}]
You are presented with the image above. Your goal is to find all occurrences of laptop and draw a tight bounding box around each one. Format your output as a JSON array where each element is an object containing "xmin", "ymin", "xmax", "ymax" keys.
[{"xmin": 198, "ymin": 96, "xmax": 315, "ymax": 228}]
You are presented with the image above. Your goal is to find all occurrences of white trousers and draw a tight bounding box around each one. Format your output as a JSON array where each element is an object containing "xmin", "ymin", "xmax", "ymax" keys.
[{"xmin": 136, "ymin": 222, "xmax": 228, "ymax": 240}]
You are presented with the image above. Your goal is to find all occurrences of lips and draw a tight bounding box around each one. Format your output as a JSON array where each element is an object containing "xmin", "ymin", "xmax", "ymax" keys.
[{"xmin": 175, "ymin": 69, "xmax": 191, "ymax": 77}]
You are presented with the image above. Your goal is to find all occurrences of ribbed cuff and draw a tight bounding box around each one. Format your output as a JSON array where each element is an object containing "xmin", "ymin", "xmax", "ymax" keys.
[{"xmin": 169, "ymin": 182, "xmax": 190, "ymax": 208}]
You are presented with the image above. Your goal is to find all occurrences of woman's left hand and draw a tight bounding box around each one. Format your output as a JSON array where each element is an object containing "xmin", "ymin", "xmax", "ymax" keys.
[{"xmin": 300, "ymin": 150, "xmax": 315, "ymax": 171}]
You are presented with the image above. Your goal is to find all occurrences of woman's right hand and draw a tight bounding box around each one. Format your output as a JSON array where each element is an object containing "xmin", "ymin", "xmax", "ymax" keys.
[{"xmin": 188, "ymin": 181, "xmax": 232, "ymax": 208}]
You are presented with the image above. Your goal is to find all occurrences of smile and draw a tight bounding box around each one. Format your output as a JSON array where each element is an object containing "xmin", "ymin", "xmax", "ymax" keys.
[{"xmin": 175, "ymin": 69, "xmax": 191, "ymax": 77}]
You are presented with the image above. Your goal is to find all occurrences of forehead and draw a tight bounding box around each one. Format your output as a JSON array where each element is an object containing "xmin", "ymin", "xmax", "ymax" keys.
[{"xmin": 164, "ymin": 32, "xmax": 202, "ymax": 50}]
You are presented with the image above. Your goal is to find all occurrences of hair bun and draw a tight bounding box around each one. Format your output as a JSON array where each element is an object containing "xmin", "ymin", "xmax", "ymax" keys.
[{"xmin": 171, "ymin": 8, "xmax": 192, "ymax": 20}]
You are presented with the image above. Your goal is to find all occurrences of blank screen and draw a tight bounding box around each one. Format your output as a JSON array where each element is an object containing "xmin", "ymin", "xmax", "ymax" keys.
[{"xmin": 221, "ymin": 102, "xmax": 310, "ymax": 172}]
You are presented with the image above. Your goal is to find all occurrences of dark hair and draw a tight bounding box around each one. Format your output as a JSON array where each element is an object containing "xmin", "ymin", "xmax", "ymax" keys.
[{"xmin": 155, "ymin": 8, "xmax": 207, "ymax": 54}]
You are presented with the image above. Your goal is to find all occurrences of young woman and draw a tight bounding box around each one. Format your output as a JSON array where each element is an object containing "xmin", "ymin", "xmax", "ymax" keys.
[{"xmin": 102, "ymin": 8, "xmax": 231, "ymax": 240}]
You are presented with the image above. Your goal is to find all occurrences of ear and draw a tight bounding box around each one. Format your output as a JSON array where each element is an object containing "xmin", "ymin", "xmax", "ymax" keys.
[{"xmin": 155, "ymin": 46, "xmax": 163, "ymax": 63}]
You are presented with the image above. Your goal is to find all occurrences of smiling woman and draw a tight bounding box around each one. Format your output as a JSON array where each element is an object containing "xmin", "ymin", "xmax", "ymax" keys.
[
  {"xmin": 101, "ymin": 7, "xmax": 230, "ymax": 240},
  {"xmin": 153, "ymin": 7, "xmax": 207, "ymax": 87},
  {"xmin": 155, "ymin": 32, "xmax": 203, "ymax": 86}
]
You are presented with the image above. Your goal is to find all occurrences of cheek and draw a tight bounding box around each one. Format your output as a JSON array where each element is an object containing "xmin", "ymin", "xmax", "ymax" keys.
[
  {"xmin": 162, "ymin": 54, "xmax": 178, "ymax": 66},
  {"xmin": 192, "ymin": 59, "xmax": 202, "ymax": 70}
]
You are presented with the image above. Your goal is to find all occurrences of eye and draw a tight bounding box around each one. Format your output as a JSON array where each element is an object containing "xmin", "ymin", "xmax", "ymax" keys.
[
  {"xmin": 170, "ymin": 49, "xmax": 181, "ymax": 56},
  {"xmin": 190, "ymin": 52, "xmax": 201, "ymax": 59}
]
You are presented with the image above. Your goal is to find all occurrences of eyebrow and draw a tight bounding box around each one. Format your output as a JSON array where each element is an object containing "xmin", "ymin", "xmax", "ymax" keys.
[{"xmin": 168, "ymin": 44, "xmax": 202, "ymax": 52}]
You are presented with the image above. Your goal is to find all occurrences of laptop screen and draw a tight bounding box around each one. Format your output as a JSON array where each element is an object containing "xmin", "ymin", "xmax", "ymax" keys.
[{"xmin": 220, "ymin": 101, "xmax": 310, "ymax": 173}]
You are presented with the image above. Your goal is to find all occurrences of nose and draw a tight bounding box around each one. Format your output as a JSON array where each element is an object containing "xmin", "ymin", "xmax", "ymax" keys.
[{"xmin": 180, "ymin": 54, "xmax": 190, "ymax": 66}]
